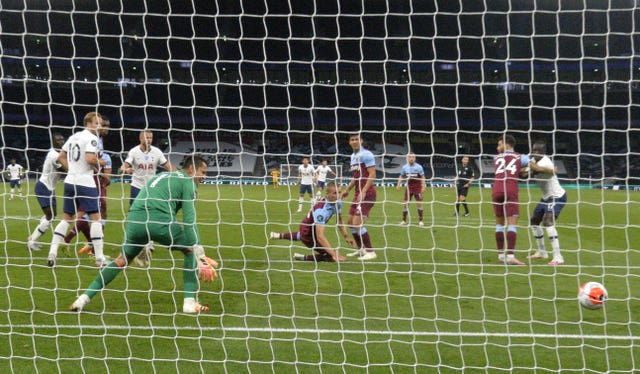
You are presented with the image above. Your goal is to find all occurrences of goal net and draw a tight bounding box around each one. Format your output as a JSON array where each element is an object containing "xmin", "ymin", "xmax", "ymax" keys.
[{"xmin": 1, "ymin": 0, "xmax": 639, "ymax": 372}]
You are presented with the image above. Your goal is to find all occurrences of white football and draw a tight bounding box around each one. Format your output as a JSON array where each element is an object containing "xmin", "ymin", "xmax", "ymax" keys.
[{"xmin": 578, "ymin": 281, "xmax": 607, "ymax": 310}]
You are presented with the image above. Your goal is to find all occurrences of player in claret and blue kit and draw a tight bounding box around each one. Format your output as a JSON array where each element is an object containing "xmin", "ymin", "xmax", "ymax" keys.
[
  {"xmin": 396, "ymin": 153, "xmax": 426, "ymax": 226},
  {"xmin": 342, "ymin": 133, "xmax": 377, "ymax": 260},
  {"xmin": 270, "ymin": 182, "xmax": 353, "ymax": 262},
  {"xmin": 492, "ymin": 134, "xmax": 530, "ymax": 265}
]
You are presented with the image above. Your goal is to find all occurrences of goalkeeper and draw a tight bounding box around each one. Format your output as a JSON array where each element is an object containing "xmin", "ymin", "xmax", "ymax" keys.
[{"xmin": 71, "ymin": 154, "xmax": 219, "ymax": 314}]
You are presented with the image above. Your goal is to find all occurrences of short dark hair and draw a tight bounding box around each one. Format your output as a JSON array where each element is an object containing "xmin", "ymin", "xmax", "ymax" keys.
[
  {"xmin": 532, "ymin": 140, "xmax": 547, "ymax": 154},
  {"xmin": 503, "ymin": 134, "xmax": 516, "ymax": 147},
  {"xmin": 182, "ymin": 154, "xmax": 208, "ymax": 170}
]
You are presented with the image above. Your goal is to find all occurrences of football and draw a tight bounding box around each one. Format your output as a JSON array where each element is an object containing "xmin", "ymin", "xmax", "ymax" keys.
[{"xmin": 578, "ymin": 281, "xmax": 607, "ymax": 310}]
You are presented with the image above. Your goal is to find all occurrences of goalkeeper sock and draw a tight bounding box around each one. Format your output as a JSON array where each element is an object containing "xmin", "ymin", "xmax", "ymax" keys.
[
  {"xmin": 532, "ymin": 225, "xmax": 546, "ymax": 253},
  {"xmin": 183, "ymin": 251, "xmax": 198, "ymax": 299},
  {"xmin": 84, "ymin": 262, "xmax": 123, "ymax": 299},
  {"xmin": 49, "ymin": 220, "xmax": 70, "ymax": 257}
]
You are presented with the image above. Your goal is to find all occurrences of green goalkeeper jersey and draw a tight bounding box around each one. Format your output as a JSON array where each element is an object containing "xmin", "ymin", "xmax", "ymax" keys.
[{"xmin": 129, "ymin": 169, "xmax": 200, "ymax": 245}]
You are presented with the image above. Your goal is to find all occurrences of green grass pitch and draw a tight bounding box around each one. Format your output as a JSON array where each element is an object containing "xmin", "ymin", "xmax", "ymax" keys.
[{"xmin": 1, "ymin": 181, "xmax": 639, "ymax": 372}]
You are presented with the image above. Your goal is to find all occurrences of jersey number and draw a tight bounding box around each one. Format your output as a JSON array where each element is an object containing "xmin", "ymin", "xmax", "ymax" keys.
[
  {"xmin": 495, "ymin": 157, "xmax": 518, "ymax": 176},
  {"xmin": 69, "ymin": 143, "xmax": 81, "ymax": 162},
  {"xmin": 149, "ymin": 173, "xmax": 169, "ymax": 188}
]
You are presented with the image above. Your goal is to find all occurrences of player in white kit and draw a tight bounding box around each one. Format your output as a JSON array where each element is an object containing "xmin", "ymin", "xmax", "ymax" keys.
[
  {"xmin": 6, "ymin": 159, "xmax": 24, "ymax": 200},
  {"xmin": 314, "ymin": 159, "xmax": 335, "ymax": 199},
  {"xmin": 526, "ymin": 141, "xmax": 567, "ymax": 265},
  {"xmin": 121, "ymin": 129, "xmax": 176, "ymax": 266},
  {"xmin": 297, "ymin": 157, "xmax": 315, "ymax": 213},
  {"xmin": 27, "ymin": 133, "xmax": 66, "ymax": 251},
  {"xmin": 47, "ymin": 112, "xmax": 107, "ymax": 267}
]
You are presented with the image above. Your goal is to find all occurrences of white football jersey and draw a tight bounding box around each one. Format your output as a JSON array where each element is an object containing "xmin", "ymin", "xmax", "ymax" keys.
[
  {"xmin": 62, "ymin": 129, "xmax": 100, "ymax": 188},
  {"xmin": 298, "ymin": 164, "xmax": 315, "ymax": 185},
  {"xmin": 6, "ymin": 163, "xmax": 23, "ymax": 180},
  {"xmin": 533, "ymin": 156, "xmax": 566, "ymax": 199},
  {"xmin": 124, "ymin": 145, "xmax": 169, "ymax": 188},
  {"xmin": 315, "ymin": 165, "xmax": 333, "ymax": 182},
  {"xmin": 39, "ymin": 149, "xmax": 63, "ymax": 191}
]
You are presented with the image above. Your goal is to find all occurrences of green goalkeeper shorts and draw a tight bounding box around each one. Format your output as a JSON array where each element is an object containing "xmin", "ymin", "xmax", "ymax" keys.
[{"xmin": 122, "ymin": 216, "xmax": 195, "ymax": 257}]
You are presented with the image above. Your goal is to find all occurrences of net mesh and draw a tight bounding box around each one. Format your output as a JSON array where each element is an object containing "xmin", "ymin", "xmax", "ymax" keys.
[{"xmin": 0, "ymin": 0, "xmax": 639, "ymax": 372}]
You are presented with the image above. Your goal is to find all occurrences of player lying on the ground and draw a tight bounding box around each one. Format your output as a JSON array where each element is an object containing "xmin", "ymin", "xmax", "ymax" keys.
[{"xmin": 270, "ymin": 182, "xmax": 353, "ymax": 262}]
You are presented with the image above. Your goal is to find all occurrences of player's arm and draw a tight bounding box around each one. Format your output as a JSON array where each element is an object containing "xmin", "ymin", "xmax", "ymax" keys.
[
  {"xmin": 341, "ymin": 178, "xmax": 356, "ymax": 199},
  {"xmin": 121, "ymin": 161, "xmax": 133, "ymax": 174},
  {"xmin": 420, "ymin": 173, "xmax": 426, "ymax": 193},
  {"xmin": 529, "ymin": 160, "xmax": 555, "ymax": 175},
  {"xmin": 465, "ymin": 170, "xmax": 475, "ymax": 187},
  {"xmin": 85, "ymin": 152, "xmax": 100, "ymax": 168},
  {"xmin": 313, "ymin": 224, "xmax": 344, "ymax": 262},
  {"xmin": 121, "ymin": 150, "xmax": 134, "ymax": 174},
  {"xmin": 57, "ymin": 151, "xmax": 69, "ymax": 171},
  {"xmin": 396, "ymin": 174, "xmax": 404, "ymax": 190},
  {"xmin": 337, "ymin": 213, "xmax": 355, "ymax": 248}
]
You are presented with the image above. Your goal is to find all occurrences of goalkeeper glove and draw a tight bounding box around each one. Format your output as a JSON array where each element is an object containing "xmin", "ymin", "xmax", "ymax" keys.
[{"xmin": 192, "ymin": 244, "xmax": 219, "ymax": 282}]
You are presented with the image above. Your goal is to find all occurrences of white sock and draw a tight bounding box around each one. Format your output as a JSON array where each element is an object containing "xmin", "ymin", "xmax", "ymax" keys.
[
  {"xmin": 90, "ymin": 221, "xmax": 105, "ymax": 261},
  {"xmin": 532, "ymin": 226, "xmax": 546, "ymax": 253},
  {"xmin": 49, "ymin": 220, "xmax": 70, "ymax": 257},
  {"xmin": 546, "ymin": 226, "xmax": 561, "ymax": 258},
  {"xmin": 183, "ymin": 297, "xmax": 196, "ymax": 307},
  {"xmin": 31, "ymin": 216, "xmax": 51, "ymax": 241},
  {"xmin": 298, "ymin": 197, "xmax": 303, "ymax": 210},
  {"xmin": 10, "ymin": 188, "xmax": 14, "ymax": 198}
]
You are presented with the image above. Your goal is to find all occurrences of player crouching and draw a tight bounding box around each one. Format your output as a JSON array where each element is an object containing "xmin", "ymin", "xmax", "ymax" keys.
[
  {"xmin": 270, "ymin": 182, "xmax": 353, "ymax": 262},
  {"xmin": 70, "ymin": 154, "xmax": 219, "ymax": 313}
]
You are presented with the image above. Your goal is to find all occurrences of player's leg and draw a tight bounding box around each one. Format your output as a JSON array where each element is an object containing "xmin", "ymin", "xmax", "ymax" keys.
[
  {"xmin": 48, "ymin": 184, "xmax": 77, "ymax": 266},
  {"xmin": 74, "ymin": 185, "xmax": 106, "ymax": 266},
  {"xmin": 17, "ymin": 180, "xmax": 23, "ymax": 199},
  {"xmin": 503, "ymin": 195, "xmax": 524, "ymax": 265},
  {"xmin": 527, "ymin": 202, "xmax": 548, "ymax": 260},
  {"xmin": 461, "ymin": 189, "xmax": 470, "ymax": 216},
  {"xmin": 129, "ymin": 186, "xmax": 141, "ymax": 207},
  {"xmin": 9, "ymin": 180, "xmax": 16, "ymax": 199},
  {"xmin": 28, "ymin": 183, "xmax": 56, "ymax": 250},
  {"xmin": 400, "ymin": 189, "xmax": 409, "ymax": 225},
  {"xmin": 545, "ymin": 194, "xmax": 566, "ymax": 265},
  {"xmin": 161, "ymin": 224, "xmax": 211, "ymax": 313},
  {"xmin": 415, "ymin": 192, "xmax": 424, "ymax": 226},
  {"xmin": 70, "ymin": 235, "xmax": 144, "ymax": 311},
  {"xmin": 297, "ymin": 185, "xmax": 304, "ymax": 212},
  {"xmin": 348, "ymin": 195, "xmax": 377, "ymax": 260}
]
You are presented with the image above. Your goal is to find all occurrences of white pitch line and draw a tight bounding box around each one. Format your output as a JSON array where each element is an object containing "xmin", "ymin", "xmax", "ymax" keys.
[{"xmin": 1, "ymin": 324, "xmax": 637, "ymax": 341}]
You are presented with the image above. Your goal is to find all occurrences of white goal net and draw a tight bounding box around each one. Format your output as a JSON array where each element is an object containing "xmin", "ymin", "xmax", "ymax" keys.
[{"xmin": 1, "ymin": 0, "xmax": 639, "ymax": 372}]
